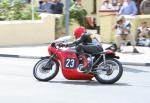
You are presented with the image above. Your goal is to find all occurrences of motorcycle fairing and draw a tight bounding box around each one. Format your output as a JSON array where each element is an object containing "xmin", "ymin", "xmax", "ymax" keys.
[{"xmin": 59, "ymin": 50, "xmax": 93, "ymax": 80}]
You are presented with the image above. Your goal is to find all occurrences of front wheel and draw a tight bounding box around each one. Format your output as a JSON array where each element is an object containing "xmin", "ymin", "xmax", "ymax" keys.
[
  {"xmin": 33, "ymin": 58, "xmax": 59, "ymax": 81},
  {"xmin": 94, "ymin": 58, "xmax": 123, "ymax": 84}
]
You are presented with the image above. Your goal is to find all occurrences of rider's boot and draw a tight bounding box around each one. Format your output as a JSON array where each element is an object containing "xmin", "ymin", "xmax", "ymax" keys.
[{"xmin": 77, "ymin": 55, "xmax": 92, "ymax": 73}]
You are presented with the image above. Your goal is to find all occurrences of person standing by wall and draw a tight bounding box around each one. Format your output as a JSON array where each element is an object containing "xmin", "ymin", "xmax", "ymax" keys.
[
  {"xmin": 140, "ymin": 0, "xmax": 150, "ymax": 14},
  {"xmin": 117, "ymin": 0, "xmax": 124, "ymax": 10},
  {"xmin": 54, "ymin": 0, "xmax": 64, "ymax": 14},
  {"xmin": 38, "ymin": 0, "xmax": 56, "ymax": 13},
  {"xmin": 101, "ymin": 0, "xmax": 114, "ymax": 10},
  {"xmin": 118, "ymin": 0, "xmax": 137, "ymax": 15},
  {"xmin": 38, "ymin": 0, "xmax": 48, "ymax": 12}
]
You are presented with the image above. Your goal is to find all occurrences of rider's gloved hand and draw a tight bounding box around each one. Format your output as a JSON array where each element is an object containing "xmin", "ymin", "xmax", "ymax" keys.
[
  {"xmin": 65, "ymin": 44, "xmax": 69, "ymax": 47},
  {"xmin": 59, "ymin": 43, "xmax": 68, "ymax": 47},
  {"xmin": 58, "ymin": 43, "xmax": 65, "ymax": 47}
]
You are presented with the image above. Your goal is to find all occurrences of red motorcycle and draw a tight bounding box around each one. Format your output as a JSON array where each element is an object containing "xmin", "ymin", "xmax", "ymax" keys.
[{"xmin": 33, "ymin": 36, "xmax": 123, "ymax": 84}]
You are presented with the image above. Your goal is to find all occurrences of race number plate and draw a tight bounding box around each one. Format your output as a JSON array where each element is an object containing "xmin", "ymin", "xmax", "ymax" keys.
[{"xmin": 64, "ymin": 58, "xmax": 76, "ymax": 68}]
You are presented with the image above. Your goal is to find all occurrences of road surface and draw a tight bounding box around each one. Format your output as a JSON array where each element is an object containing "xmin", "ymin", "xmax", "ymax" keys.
[{"xmin": 0, "ymin": 57, "xmax": 150, "ymax": 103}]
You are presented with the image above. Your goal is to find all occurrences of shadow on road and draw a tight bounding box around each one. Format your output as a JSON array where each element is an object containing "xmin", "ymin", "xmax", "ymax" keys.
[
  {"xmin": 123, "ymin": 66, "xmax": 149, "ymax": 73},
  {"xmin": 120, "ymin": 51, "xmax": 144, "ymax": 55},
  {"xmin": 48, "ymin": 80, "xmax": 131, "ymax": 86}
]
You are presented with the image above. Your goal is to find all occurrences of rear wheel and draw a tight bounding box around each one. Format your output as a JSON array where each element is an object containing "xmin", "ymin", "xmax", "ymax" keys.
[
  {"xmin": 94, "ymin": 58, "xmax": 123, "ymax": 84},
  {"xmin": 33, "ymin": 58, "xmax": 59, "ymax": 81}
]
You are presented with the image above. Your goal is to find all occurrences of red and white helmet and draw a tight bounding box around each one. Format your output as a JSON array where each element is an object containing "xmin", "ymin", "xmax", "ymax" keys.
[{"xmin": 74, "ymin": 26, "xmax": 86, "ymax": 39}]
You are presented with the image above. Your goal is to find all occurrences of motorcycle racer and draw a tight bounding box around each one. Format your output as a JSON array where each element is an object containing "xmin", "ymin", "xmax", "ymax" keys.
[
  {"xmin": 60, "ymin": 26, "xmax": 103, "ymax": 72},
  {"xmin": 33, "ymin": 27, "xmax": 123, "ymax": 84}
]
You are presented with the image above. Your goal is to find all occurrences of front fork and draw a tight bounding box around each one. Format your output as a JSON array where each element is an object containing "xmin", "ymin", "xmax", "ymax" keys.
[{"xmin": 42, "ymin": 54, "xmax": 56, "ymax": 70}]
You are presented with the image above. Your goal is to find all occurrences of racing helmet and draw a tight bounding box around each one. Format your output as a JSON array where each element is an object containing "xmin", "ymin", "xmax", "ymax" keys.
[{"xmin": 74, "ymin": 26, "xmax": 86, "ymax": 39}]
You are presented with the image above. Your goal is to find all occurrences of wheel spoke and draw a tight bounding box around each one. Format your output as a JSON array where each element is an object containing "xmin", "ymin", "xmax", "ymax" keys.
[
  {"xmin": 33, "ymin": 58, "xmax": 59, "ymax": 81},
  {"xmin": 96, "ymin": 59, "xmax": 121, "ymax": 81}
]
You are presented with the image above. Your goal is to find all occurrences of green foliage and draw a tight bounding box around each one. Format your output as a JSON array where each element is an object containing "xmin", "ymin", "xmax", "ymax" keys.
[
  {"xmin": 0, "ymin": 0, "xmax": 41, "ymax": 20},
  {"xmin": 70, "ymin": 5, "xmax": 87, "ymax": 26}
]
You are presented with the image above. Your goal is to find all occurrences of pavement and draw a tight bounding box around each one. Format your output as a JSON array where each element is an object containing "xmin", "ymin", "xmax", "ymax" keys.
[{"xmin": 0, "ymin": 43, "xmax": 150, "ymax": 66}]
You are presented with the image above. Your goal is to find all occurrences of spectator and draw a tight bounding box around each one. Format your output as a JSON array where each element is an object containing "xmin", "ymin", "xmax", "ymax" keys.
[
  {"xmin": 38, "ymin": 0, "xmax": 48, "ymax": 12},
  {"xmin": 84, "ymin": 16, "xmax": 100, "ymax": 34},
  {"xmin": 45, "ymin": 0, "xmax": 56, "ymax": 13},
  {"xmin": 54, "ymin": 0, "xmax": 64, "ymax": 14},
  {"xmin": 136, "ymin": 21, "xmax": 150, "ymax": 46},
  {"xmin": 38, "ymin": 0, "xmax": 44, "ymax": 10},
  {"xmin": 137, "ymin": 22, "xmax": 150, "ymax": 38},
  {"xmin": 112, "ymin": 15, "xmax": 139, "ymax": 53},
  {"xmin": 140, "ymin": 0, "xmax": 150, "ymax": 14},
  {"xmin": 118, "ymin": 0, "xmax": 137, "ymax": 15},
  {"xmin": 101, "ymin": 0, "xmax": 114, "ymax": 10},
  {"xmin": 38, "ymin": 0, "xmax": 56, "ymax": 13},
  {"xmin": 117, "ymin": 0, "xmax": 124, "ymax": 10}
]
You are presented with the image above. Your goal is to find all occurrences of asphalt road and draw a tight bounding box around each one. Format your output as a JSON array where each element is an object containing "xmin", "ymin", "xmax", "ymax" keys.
[{"xmin": 0, "ymin": 57, "xmax": 150, "ymax": 103}]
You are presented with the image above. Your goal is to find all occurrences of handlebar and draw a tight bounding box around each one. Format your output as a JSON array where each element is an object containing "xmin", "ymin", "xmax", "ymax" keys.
[
  {"xmin": 51, "ymin": 42, "xmax": 69, "ymax": 49},
  {"xmin": 56, "ymin": 43, "xmax": 76, "ymax": 48},
  {"xmin": 58, "ymin": 43, "xmax": 67, "ymax": 47}
]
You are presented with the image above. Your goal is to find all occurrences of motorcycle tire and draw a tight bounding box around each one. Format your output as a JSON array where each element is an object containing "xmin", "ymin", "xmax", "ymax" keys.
[
  {"xmin": 33, "ymin": 58, "xmax": 59, "ymax": 81},
  {"xmin": 94, "ymin": 58, "xmax": 123, "ymax": 84}
]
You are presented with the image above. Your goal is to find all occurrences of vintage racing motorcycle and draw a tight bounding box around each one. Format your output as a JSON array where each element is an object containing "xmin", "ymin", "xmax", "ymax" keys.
[{"xmin": 33, "ymin": 36, "xmax": 123, "ymax": 84}]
